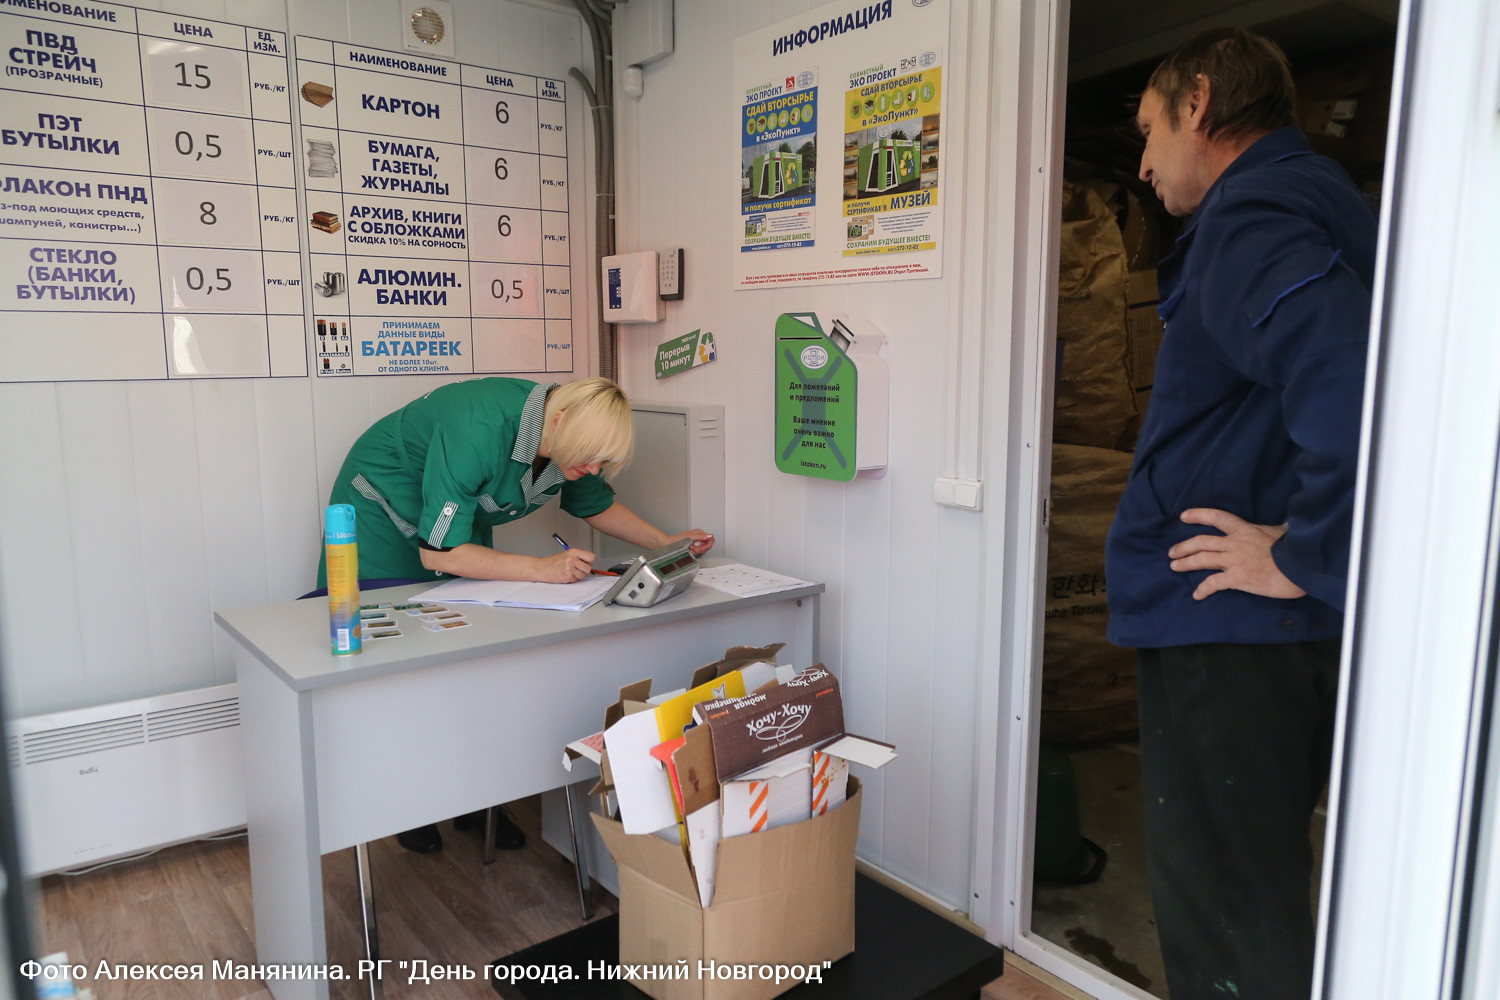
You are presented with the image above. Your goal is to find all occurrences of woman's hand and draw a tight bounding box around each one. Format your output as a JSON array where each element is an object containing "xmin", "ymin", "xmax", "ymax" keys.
[
  {"xmin": 585, "ymin": 503, "xmax": 716, "ymax": 556},
  {"xmin": 535, "ymin": 548, "xmax": 596, "ymax": 583},
  {"xmin": 672, "ymin": 529, "xmax": 715, "ymax": 557}
]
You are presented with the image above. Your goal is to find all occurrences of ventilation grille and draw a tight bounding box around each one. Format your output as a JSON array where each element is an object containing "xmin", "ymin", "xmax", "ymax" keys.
[
  {"xmin": 147, "ymin": 698, "xmax": 239, "ymax": 742},
  {"xmin": 22, "ymin": 715, "xmax": 145, "ymax": 765},
  {"xmin": 12, "ymin": 696, "xmax": 242, "ymax": 765},
  {"xmin": 696, "ymin": 415, "xmax": 723, "ymax": 438},
  {"xmin": 408, "ymin": 7, "xmax": 445, "ymax": 44}
]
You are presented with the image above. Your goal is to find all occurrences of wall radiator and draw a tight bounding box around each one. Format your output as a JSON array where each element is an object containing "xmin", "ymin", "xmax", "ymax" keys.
[{"xmin": 8, "ymin": 683, "xmax": 245, "ymax": 877}]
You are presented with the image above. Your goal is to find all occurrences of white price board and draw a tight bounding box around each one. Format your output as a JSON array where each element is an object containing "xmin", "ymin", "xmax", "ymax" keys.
[
  {"xmin": 295, "ymin": 39, "xmax": 574, "ymax": 377},
  {"xmin": 0, "ymin": 3, "xmax": 305, "ymax": 381}
]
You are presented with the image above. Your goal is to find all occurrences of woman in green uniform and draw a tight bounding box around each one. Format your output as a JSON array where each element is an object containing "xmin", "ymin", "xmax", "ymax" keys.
[
  {"xmin": 318, "ymin": 376, "xmax": 714, "ymax": 852},
  {"xmin": 317, "ymin": 376, "xmax": 713, "ymax": 587}
]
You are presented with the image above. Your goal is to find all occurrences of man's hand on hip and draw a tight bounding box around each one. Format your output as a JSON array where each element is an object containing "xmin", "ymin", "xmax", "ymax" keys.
[{"xmin": 1169, "ymin": 508, "xmax": 1308, "ymax": 601}]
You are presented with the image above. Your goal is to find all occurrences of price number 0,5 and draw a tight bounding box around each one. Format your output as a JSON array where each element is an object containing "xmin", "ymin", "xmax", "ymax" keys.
[
  {"xmin": 185, "ymin": 266, "xmax": 232, "ymax": 296},
  {"xmin": 174, "ymin": 131, "xmax": 222, "ymax": 163},
  {"xmin": 491, "ymin": 277, "xmax": 524, "ymax": 304}
]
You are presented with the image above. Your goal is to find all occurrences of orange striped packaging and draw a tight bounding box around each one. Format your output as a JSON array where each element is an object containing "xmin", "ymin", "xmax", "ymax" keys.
[
  {"xmin": 719, "ymin": 764, "xmax": 812, "ymax": 839},
  {"xmin": 811, "ymin": 750, "xmax": 850, "ymax": 817}
]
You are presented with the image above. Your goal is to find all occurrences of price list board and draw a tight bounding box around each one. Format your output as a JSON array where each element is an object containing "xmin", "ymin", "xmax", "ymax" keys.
[
  {"xmin": 0, "ymin": 3, "xmax": 304, "ymax": 382},
  {"xmin": 294, "ymin": 38, "xmax": 572, "ymax": 377}
]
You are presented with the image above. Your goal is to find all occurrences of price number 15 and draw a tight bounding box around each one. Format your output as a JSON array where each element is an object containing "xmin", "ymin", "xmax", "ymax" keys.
[{"xmin": 175, "ymin": 62, "xmax": 211, "ymax": 89}]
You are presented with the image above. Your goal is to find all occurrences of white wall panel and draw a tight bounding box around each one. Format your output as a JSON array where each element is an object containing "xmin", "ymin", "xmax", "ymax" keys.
[
  {"xmin": 0, "ymin": 0, "xmax": 593, "ymax": 719},
  {"xmin": 612, "ymin": 0, "xmax": 1002, "ymax": 910},
  {"xmin": 57, "ymin": 383, "xmax": 154, "ymax": 708},
  {"xmin": 128, "ymin": 381, "xmax": 216, "ymax": 694},
  {"xmin": 192, "ymin": 380, "xmax": 272, "ymax": 684},
  {"xmin": 0, "ymin": 385, "xmax": 86, "ymax": 715},
  {"xmin": 253, "ymin": 379, "xmax": 320, "ymax": 597}
]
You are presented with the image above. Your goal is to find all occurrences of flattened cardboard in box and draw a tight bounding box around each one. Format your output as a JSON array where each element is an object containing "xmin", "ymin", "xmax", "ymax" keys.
[
  {"xmin": 593, "ymin": 777, "xmax": 862, "ymax": 1000},
  {"xmin": 688, "ymin": 643, "xmax": 785, "ymax": 690},
  {"xmin": 606, "ymin": 667, "xmax": 766, "ymax": 834},
  {"xmin": 721, "ymin": 760, "xmax": 813, "ymax": 839},
  {"xmin": 703, "ymin": 666, "xmax": 844, "ymax": 782}
]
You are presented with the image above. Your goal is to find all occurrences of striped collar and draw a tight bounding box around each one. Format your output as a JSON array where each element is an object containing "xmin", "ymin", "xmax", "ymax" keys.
[{"xmin": 513, "ymin": 381, "xmax": 562, "ymax": 506}]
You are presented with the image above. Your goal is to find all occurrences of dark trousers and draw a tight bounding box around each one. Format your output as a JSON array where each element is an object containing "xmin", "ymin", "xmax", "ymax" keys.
[{"xmin": 1137, "ymin": 640, "xmax": 1340, "ymax": 1000}]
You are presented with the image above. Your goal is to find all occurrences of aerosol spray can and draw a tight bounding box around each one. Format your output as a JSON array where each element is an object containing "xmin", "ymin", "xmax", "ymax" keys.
[{"xmin": 324, "ymin": 504, "xmax": 361, "ymax": 655}]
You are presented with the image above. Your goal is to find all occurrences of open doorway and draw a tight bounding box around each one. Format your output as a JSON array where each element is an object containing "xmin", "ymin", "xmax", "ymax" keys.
[{"xmin": 1024, "ymin": 2, "xmax": 1399, "ymax": 996}]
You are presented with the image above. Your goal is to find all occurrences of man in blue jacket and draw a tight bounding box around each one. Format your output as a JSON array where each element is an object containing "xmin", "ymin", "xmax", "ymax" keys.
[{"xmin": 1105, "ymin": 28, "xmax": 1376, "ymax": 1000}]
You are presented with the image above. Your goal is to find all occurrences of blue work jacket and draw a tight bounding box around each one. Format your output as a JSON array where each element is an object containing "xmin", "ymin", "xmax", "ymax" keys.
[{"xmin": 1105, "ymin": 127, "xmax": 1377, "ymax": 649}]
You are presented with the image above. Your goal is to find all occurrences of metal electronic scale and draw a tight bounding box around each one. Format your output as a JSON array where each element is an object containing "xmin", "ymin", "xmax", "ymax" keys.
[{"xmin": 603, "ymin": 537, "xmax": 700, "ymax": 607}]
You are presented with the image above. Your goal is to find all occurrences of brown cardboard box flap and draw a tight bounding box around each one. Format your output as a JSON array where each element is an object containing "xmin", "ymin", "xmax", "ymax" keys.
[
  {"xmin": 615, "ymin": 866, "xmax": 706, "ymax": 1000},
  {"xmin": 690, "ymin": 643, "xmax": 787, "ymax": 689},
  {"xmin": 714, "ymin": 778, "xmax": 861, "ymax": 905},
  {"xmin": 592, "ymin": 811, "xmax": 700, "ymax": 902},
  {"xmin": 606, "ymin": 679, "xmax": 654, "ymax": 730},
  {"xmin": 674, "ymin": 724, "xmax": 721, "ymax": 815},
  {"xmin": 599, "ymin": 778, "xmax": 862, "ymax": 1000},
  {"xmin": 702, "ymin": 779, "xmax": 860, "ymax": 999}
]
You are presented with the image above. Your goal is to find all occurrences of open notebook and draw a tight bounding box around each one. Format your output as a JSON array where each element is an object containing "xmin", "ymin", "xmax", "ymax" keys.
[{"xmin": 413, "ymin": 574, "xmax": 616, "ymax": 612}]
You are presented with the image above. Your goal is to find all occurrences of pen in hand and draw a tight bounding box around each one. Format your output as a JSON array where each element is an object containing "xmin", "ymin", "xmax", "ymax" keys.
[{"xmin": 553, "ymin": 533, "xmax": 616, "ymax": 576}]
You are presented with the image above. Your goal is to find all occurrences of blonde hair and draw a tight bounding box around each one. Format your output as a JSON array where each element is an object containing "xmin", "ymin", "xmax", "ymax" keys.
[{"xmin": 542, "ymin": 377, "xmax": 634, "ymax": 480}]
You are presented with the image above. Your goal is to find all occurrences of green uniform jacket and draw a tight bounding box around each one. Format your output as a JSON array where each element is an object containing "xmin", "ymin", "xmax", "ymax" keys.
[{"xmin": 316, "ymin": 379, "xmax": 616, "ymax": 586}]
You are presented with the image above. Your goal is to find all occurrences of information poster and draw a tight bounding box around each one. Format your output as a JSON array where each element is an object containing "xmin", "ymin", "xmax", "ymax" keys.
[
  {"xmin": 733, "ymin": 0, "xmax": 949, "ymax": 289},
  {"xmin": 740, "ymin": 70, "xmax": 817, "ymax": 253},
  {"xmin": 842, "ymin": 60, "xmax": 940, "ymax": 256},
  {"xmin": 0, "ymin": 2, "xmax": 304, "ymax": 381},
  {"xmin": 294, "ymin": 38, "xmax": 573, "ymax": 377}
]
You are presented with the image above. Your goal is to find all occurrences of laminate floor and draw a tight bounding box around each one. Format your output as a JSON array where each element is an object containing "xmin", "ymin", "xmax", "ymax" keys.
[{"xmin": 36, "ymin": 798, "xmax": 1073, "ymax": 1000}]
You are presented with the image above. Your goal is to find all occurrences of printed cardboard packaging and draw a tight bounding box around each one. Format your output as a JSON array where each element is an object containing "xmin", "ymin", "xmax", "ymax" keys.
[
  {"xmin": 701, "ymin": 665, "xmax": 844, "ymax": 781},
  {"xmin": 592, "ymin": 777, "xmax": 862, "ymax": 1000}
]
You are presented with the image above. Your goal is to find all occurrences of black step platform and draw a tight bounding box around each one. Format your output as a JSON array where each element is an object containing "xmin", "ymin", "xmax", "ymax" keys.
[{"xmin": 491, "ymin": 873, "xmax": 1005, "ymax": 1000}]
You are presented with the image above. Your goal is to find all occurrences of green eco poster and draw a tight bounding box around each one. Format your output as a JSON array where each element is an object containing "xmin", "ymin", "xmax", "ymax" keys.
[
  {"xmin": 775, "ymin": 313, "xmax": 857, "ymax": 481},
  {"xmin": 655, "ymin": 329, "xmax": 717, "ymax": 379}
]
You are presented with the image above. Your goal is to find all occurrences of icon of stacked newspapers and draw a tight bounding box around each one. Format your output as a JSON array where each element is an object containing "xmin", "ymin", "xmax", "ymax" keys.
[{"xmin": 305, "ymin": 138, "xmax": 338, "ymax": 178}]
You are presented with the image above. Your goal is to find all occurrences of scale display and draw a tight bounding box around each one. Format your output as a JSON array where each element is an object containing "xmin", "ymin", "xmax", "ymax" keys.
[
  {"xmin": 0, "ymin": 2, "xmax": 304, "ymax": 381},
  {"xmin": 294, "ymin": 38, "xmax": 574, "ymax": 377}
]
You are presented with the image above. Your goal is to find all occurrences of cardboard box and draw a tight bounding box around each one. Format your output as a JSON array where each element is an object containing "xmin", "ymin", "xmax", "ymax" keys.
[{"xmin": 593, "ymin": 777, "xmax": 862, "ymax": 1000}]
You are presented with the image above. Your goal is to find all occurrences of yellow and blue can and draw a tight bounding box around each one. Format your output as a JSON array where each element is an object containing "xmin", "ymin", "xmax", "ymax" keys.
[{"xmin": 324, "ymin": 504, "xmax": 361, "ymax": 655}]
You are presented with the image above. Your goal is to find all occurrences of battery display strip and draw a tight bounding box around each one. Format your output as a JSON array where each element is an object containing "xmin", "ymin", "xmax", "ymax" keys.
[
  {"xmin": 294, "ymin": 37, "xmax": 575, "ymax": 378},
  {"xmin": 0, "ymin": 3, "xmax": 305, "ymax": 382}
]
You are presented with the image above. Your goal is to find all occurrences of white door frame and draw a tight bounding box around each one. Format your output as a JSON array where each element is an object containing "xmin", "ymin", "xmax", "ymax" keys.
[
  {"xmin": 1318, "ymin": 0, "xmax": 1500, "ymax": 995},
  {"xmin": 968, "ymin": 0, "xmax": 1167, "ymax": 996},
  {"xmin": 965, "ymin": 1, "xmax": 1500, "ymax": 998},
  {"xmin": 969, "ymin": 0, "xmax": 1158, "ymax": 995}
]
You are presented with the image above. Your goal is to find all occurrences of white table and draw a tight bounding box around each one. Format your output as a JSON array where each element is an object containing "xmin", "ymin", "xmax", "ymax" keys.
[{"xmin": 215, "ymin": 577, "xmax": 823, "ymax": 1000}]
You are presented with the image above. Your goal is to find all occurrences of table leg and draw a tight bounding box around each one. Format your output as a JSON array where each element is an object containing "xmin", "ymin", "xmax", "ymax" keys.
[
  {"xmin": 238, "ymin": 656, "xmax": 329, "ymax": 1000},
  {"xmin": 564, "ymin": 782, "xmax": 594, "ymax": 921},
  {"xmin": 483, "ymin": 806, "xmax": 497, "ymax": 866},
  {"xmin": 354, "ymin": 842, "xmax": 384, "ymax": 1000}
]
